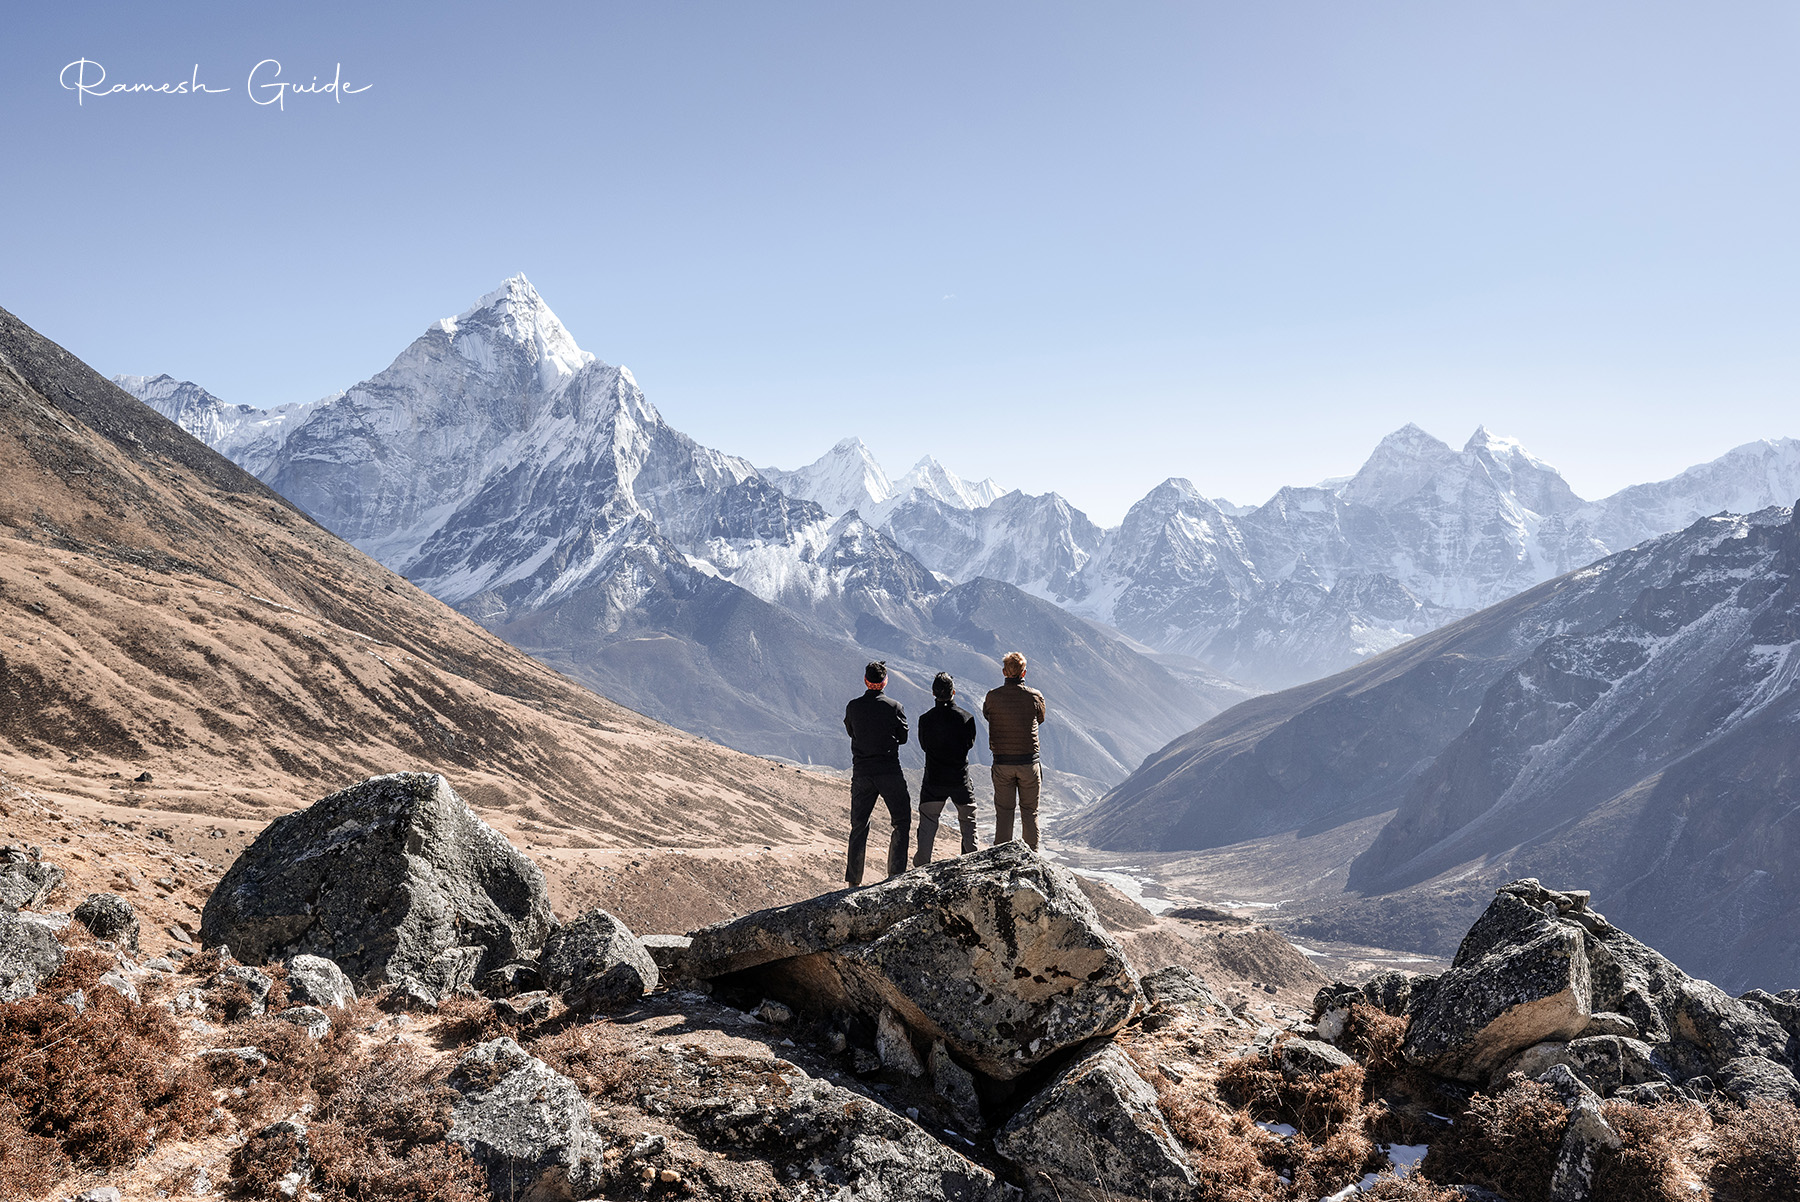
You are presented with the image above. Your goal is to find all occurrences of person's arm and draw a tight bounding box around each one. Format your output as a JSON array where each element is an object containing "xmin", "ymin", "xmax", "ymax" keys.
[
  {"xmin": 959, "ymin": 711, "xmax": 977, "ymax": 756},
  {"xmin": 894, "ymin": 704, "xmax": 909, "ymax": 747},
  {"xmin": 1034, "ymin": 690, "xmax": 1046, "ymax": 725},
  {"xmin": 844, "ymin": 702, "xmax": 855, "ymax": 740}
]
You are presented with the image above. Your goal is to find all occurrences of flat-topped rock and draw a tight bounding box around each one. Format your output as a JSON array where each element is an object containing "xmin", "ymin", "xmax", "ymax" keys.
[{"xmin": 683, "ymin": 842, "xmax": 1142, "ymax": 1080}]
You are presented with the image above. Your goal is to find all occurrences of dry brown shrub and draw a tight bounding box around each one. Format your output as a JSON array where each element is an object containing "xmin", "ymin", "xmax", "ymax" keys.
[
  {"xmin": 0, "ymin": 972, "xmax": 213, "ymax": 1176},
  {"xmin": 1157, "ymin": 1088, "xmax": 1290, "ymax": 1202},
  {"xmin": 0, "ymin": 1100, "xmax": 67, "ymax": 1202},
  {"xmin": 1216, "ymin": 1044, "xmax": 1366, "ymax": 1140},
  {"xmin": 529, "ymin": 1021, "xmax": 646, "ymax": 1100},
  {"xmin": 1421, "ymin": 1076, "xmax": 1566, "ymax": 1202},
  {"xmin": 434, "ymin": 993, "xmax": 505, "ymax": 1044},
  {"xmin": 1589, "ymin": 1096, "xmax": 1710, "ymax": 1202},
  {"xmin": 225, "ymin": 1038, "xmax": 486, "ymax": 1202},
  {"xmin": 1708, "ymin": 1098, "xmax": 1800, "ymax": 1202}
]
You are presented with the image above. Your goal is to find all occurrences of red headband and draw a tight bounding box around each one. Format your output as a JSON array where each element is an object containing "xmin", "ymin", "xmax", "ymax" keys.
[{"xmin": 865, "ymin": 678, "xmax": 886, "ymax": 690}]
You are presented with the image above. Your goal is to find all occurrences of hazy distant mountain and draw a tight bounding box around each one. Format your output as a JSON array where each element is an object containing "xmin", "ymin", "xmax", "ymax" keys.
[
  {"xmin": 126, "ymin": 277, "xmax": 1242, "ymax": 793},
  {"xmin": 1070, "ymin": 504, "xmax": 1800, "ymax": 991},
  {"xmin": 114, "ymin": 373, "xmax": 326, "ymax": 478},
  {"xmin": 824, "ymin": 421, "xmax": 1800, "ymax": 689},
  {"xmin": 762, "ymin": 437, "xmax": 1005, "ymax": 527}
]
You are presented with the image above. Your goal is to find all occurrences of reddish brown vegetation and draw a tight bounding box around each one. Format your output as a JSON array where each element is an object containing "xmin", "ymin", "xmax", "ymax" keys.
[
  {"xmin": 1708, "ymin": 1098, "xmax": 1800, "ymax": 1202},
  {"xmin": 0, "ymin": 954, "xmax": 213, "ymax": 1198},
  {"xmin": 231, "ymin": 1042, "xmax": 486, "ymax": 1202}
]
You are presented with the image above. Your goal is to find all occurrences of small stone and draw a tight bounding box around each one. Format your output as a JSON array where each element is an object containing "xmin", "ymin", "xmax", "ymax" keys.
[
  {"xmin": 276, "ymin": 1006, "xmax": 333, "ymax": 1039},
  {"xmin": 285, "ymin": 954, "xmax": 356, "ymax": 1009},
  {"xmin": 167, "ymin": 924, "xmax": 194, "ymax": 944},
  {"xmin": 754, "ymin": 998, "xmax": 793, "ymax": 1025},
  {"xmin": 98, "ymin": 970, "xmax": 140, "ymax": 1004},
  {"xmin": 929, "ymin": 1040, "xmax": 984, "ymax": 1129},
  {"xmin": 73, "ymin": 892, "xmax": 140, "ymax": 952},
  {"xmin": 73, "ymin": 1188, "xmax": 123, "ymax": 1202},
  {"xmin": 659, "ymin": 1169, "xmax": 680, "ymax": 1183},
  {"xmin": 825, "ymin": 1029, "xmax": 849, "ymax": 1053},
  {"xmin": 135, "ymin": 771, "xmax": 154, "ymax": 783}
]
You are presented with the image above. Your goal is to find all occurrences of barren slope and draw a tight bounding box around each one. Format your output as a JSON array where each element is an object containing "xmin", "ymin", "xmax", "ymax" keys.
[{"xmin": 0, "ymin": 303, "xmax": 846, "ymax": 850}]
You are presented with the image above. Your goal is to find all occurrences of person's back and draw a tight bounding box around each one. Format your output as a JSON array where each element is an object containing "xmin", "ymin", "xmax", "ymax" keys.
[
  {"xmin": 845, "ymin": 689, "xmax": 908, "ymax": 772},
  {"xmin": 915, "ymin": 672, "xmax": 979, "ymax": 864},
  {"xmin": 982, "ymin": 651, "xmax": 1046, "ymax": 850},
  {"xmin": 841, "ymin": 660, "xmax": 911, "ymax": 886}
]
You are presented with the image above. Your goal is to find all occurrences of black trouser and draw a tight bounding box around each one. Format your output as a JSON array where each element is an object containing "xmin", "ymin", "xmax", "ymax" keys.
[
  {"xmin": 915, "ymin": 770, "xmax": 977, "ymax": 866},
  {"xmin": 847, "ymin": 770, "xmax": 911, "ymax": 886}
]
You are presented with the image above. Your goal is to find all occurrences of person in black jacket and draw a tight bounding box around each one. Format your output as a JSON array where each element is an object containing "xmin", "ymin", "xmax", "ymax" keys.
[
  {"xmin": 915, "ymin": 671, "xmax": 979, "ymax": 865},
  {"xmin": 842, "ymin": 660, "xmax": 912, "ymax": 886}
]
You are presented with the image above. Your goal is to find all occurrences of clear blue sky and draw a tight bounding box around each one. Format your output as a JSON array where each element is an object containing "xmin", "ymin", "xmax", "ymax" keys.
[{"xmin": 4, "ymin": 2, "xmax": 1797, "ymax": 524}]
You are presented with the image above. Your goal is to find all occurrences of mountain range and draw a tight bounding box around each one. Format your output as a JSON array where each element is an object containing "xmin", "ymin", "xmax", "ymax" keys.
[
  {"xmin": 0, "ymin": 301, "xmax": 847, "ymax": 853},
  {"xmin": 765, "ymin": 423, "xmax": 1800, "ymax": 689},
  {"xmin": 114, "ymin": 274, "xmax": 1800, "ymax": 790},
  {"xmin": 1071, "ymin": 502, "xmax": 1800, "ymax": 992},
  {"xmin": 117, "ymin": 277, "xmax": 1245, "ymax": 798}
]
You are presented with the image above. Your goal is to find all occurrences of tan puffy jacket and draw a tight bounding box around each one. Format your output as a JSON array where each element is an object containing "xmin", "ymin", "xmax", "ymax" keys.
[{"xmin": 982, "ymin": 678, "xmax": 1046, "ymax": 764}]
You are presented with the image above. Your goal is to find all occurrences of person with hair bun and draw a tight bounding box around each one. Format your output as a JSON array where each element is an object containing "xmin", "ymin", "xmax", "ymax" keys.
[
  {"xmin": 914, "ymin": 671, "xmax": 979, "ymax": 864},
  {"xmin": 842, "ymin": 659, "xmax": 912, "ymax": 886},
  {"xmin": 983, "ymin": 651, "xmax": 1047, "ymax": 850}
]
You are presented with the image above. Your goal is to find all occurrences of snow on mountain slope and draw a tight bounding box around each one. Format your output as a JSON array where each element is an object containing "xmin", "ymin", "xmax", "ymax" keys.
[
  {"xmin": 762, "ymin": 440, "xmax": 1003, "ymax": 525},
  {"xmin": 130, "ymin": 278, "xmax": 1232, "ymax": 786},
  {"xmin": 113, "ymin": 374, "xmax": 323, "ymax": 477}
]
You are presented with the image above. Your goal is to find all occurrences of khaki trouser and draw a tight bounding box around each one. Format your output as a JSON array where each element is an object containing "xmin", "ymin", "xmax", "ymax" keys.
[{"xmin": 991, "ymin": 762, "xmax": 1041, "ymax": 851}]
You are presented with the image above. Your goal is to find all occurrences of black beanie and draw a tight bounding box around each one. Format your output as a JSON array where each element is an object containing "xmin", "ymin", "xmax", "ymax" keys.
[
  {"xmin": 932, "ymin": 672, "xmax": 954, "ymax": 700},
  {"xmin": 865, "ymin": 660, "xmax": 888, "ymax": 684}
]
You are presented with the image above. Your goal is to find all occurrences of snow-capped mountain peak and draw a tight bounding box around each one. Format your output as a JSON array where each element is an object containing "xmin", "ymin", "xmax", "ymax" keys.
[
  {"xmin": 437, "ymin": 274, "xmax": 594, "ymax": 389},
  {"xmin": 760, "ymin": 437, "xmax": 894, "ymax": 519},
  {"xmin": 892, "ymin": 454, "xmax": 1005, "ymax": 511},
  {"xmin": 111, "ymin": 373, "xmax": 321, "ymax": 477}
]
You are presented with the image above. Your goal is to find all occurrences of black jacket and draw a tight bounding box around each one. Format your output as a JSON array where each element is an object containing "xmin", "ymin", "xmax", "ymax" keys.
[
  {"xmin": 918, "ymin": 699, "xmax": 977, "ymax": 780},
  {"xmin": 844, "ymin": 689, "xmax": 908, "ymax": 773}
]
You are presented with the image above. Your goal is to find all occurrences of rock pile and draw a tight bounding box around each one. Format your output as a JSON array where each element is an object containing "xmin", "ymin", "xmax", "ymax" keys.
[{"xmin": 1391, "ymin": 879, "xmax": 1800, "ymax": 1105}]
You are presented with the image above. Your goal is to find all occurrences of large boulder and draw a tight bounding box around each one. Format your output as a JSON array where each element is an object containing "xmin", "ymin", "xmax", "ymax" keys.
[
  {"xmin": 1405, "ymin": 880, "xmax": 1797, "ymax": 1089},
  {"xmin": 448, "ymin": 1038, "xmax": 604, "ymax": 1201},
  {"xmin": 72, "ymin": 892, "xmax": 139, "ymax": 952},
  {"xmin": 1404, "ymin": 892, "xmax": 1593, "ymax": 1082},
  {"xmin": 995, "ymin": 1042, "xmax": 1195, "ymax": 1202},
  {"xmin": 539, "ymin": 908, "xmax": 657, "ymax": 1011},
  {"xmin": 682, "ymin": 843, "xmax": 1141, "ymax": 1080},
  {"xmin": 200, "ymin": 773, "xmax": 554, "ymax": 988},
  {"xmin": 0, "ymin": 848, "xmax": 62, "ymax": 911},
  {"xmin": 0, "ymin": 910, "xmax": 65, "ymax": 1002}
]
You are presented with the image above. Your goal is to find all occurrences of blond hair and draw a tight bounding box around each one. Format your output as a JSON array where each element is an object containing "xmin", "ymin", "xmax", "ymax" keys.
[{"xmin": 1002, "ymin": 651, "xmax": 1027, "ymax": 678}]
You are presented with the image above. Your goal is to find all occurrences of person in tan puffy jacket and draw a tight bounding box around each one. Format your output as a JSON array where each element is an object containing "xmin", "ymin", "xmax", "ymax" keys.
[{"xmin": 982, "ymin": 651, "xmax": 1047, "ymax": 850}]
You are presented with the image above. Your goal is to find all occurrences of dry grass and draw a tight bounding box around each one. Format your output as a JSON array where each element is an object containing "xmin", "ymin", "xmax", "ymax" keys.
[
  {"xmin": 1588, "ymin": 1097, "xmax": 1711, "ymax": 1202},
  {"xmin": 1708, "ymin": 1098, "xmax": 1800, "ymax": 1202},
  {"xmin": 529, "ymin": 1020, "xmax": 649, "ymax": 1101},
  {"xmin": 1421, "ymin": 1075, "xmax": 1567, "ymax": 1202},
  {"xmin": 0, "ymin": 952, "xmax": 214, "ymax": 1195},
  {"xmin": 229, "ymin": 1041, "xmax": 486, "ymax": 1202},
  {"xmin": 434, "ymin": 993, "xmax": 508, "ymax": 1044}
]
